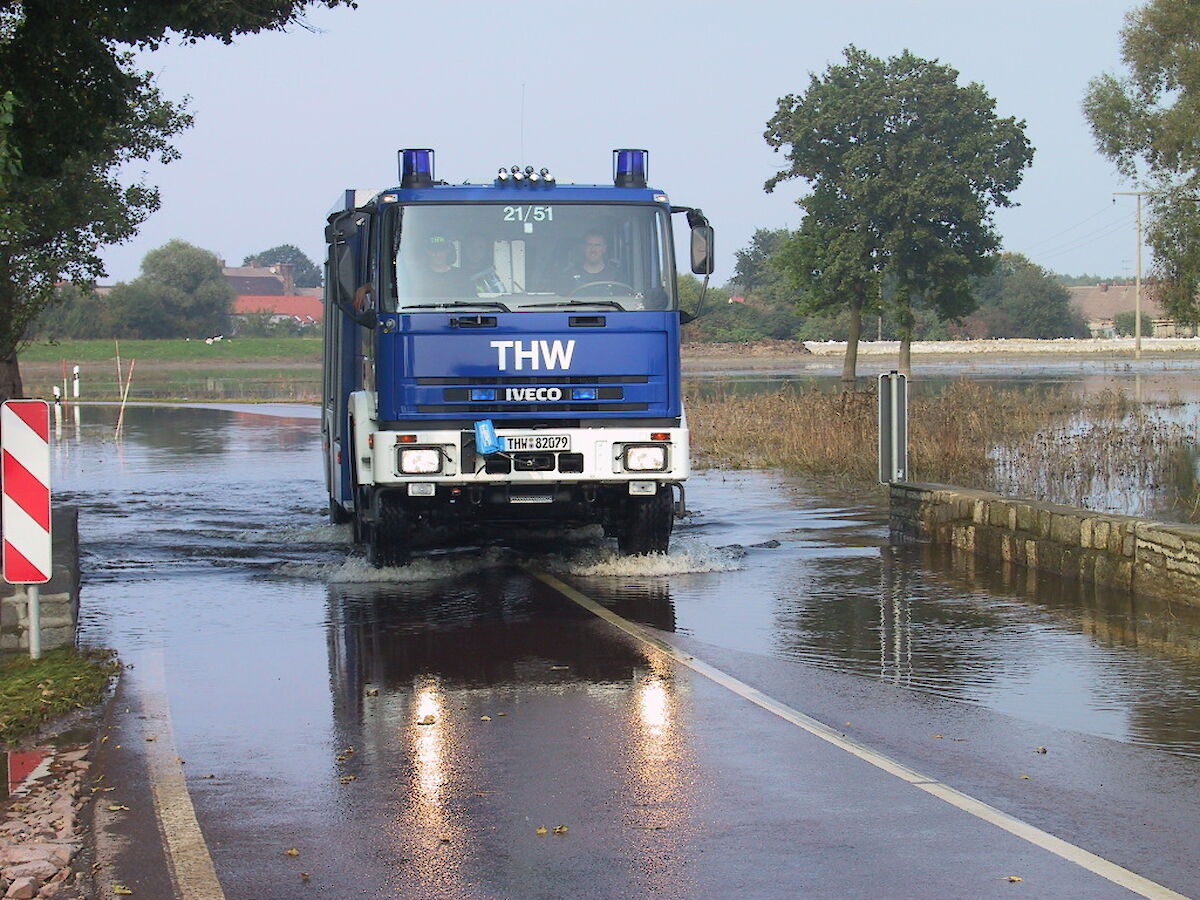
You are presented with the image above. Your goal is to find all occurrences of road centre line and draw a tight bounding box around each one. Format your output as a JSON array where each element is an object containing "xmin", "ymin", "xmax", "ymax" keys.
[
  {"xmin": 527, "ymin": 568, "xmax": 1189, "ymax": 900},
  {"xmin": 140, "ymin": 650, "xmax": 228, "ymax": 900}
]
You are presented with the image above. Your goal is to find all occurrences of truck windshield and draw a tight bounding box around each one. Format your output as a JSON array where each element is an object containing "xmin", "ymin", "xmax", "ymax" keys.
[{"xmin": 384, "ymin": 203, "xmax": 675, "ymax": 313}]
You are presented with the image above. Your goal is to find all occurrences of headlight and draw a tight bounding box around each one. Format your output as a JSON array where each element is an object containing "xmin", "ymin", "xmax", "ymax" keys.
[
  {"xmin": 399, "ymin": 447, "xmax": 442, "ymax": 474},
  {"xmin": 623, "ymin": 444, "xmax": 667, "ymax": 472}
]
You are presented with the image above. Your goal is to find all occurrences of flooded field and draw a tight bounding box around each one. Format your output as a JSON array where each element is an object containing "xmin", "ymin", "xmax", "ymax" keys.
[
  {"xmin": 26, "ymin": 348, "xmax": 1200, "ymax": 526},
  {"xmin": 691, "ymin": 357, "xmax": 1200, "ymax": 524}
]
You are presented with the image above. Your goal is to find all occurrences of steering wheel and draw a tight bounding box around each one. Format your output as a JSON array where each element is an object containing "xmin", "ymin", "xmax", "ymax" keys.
[{"xmin": 569, "ymin": 280, "xmax": 635, "ymax": 297}]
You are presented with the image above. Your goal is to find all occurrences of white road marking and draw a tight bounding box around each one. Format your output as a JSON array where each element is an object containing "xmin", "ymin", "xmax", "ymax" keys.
[
  {"xmin": 141, "ymin": 650, "xmax": 227, "ymax": 900},
  {"xmin": 528, "ymin": 568, "xmax": 1190, "ymax": 900}
]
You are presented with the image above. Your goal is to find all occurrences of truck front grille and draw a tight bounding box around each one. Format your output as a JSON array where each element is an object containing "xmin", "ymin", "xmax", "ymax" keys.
[
  {"xmin": 419, "ymin": 375, "xmax": 649, "ymax": 386},
  {"xmin": 422, "ymin": 402, "xmax": 648, "ymax": 413},
  {"xmin": 480, "ymin": 451, "xmax": 587, "ymax": 475}
]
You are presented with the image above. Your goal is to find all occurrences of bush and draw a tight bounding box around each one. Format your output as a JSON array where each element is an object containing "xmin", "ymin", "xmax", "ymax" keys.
[{"xmin": 1113, "ymin": 311, "xmax": 1154, "ymax": 337}]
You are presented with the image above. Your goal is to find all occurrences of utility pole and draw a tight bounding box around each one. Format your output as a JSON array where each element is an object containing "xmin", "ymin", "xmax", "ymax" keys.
[{"xmin": 1114, "ymin": 191, "xmax": 1150, "ymax": 359}]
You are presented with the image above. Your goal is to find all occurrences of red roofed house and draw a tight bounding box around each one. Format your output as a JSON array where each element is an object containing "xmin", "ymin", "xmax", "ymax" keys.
[
  {"xmin": 233, "ymin": 294, "xmax": 324, "ymax": 328},
  {"xmin": 222, "ymin": 261, "xmax": 324, "ymax": 330}
]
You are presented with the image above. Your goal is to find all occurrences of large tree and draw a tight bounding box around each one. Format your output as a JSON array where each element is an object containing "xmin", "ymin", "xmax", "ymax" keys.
[
  {"xmin": 765, "ymin": 46, "xmax": 1033, "ymax": 378},
  {"xmin": 243, "ymin": 244, "xmax": 322, "ymax": 288},
  {"xmin": 732, "ymin": 228, "xmax": 791, "ymax": 297},
  {"xmin": 0, "ymin": 67, "xmax": 188, "ymax": 397},
  {"xmin": 106, "ymin": 240, "xmax": 234, "ymax": 338},
  {"xmin": 0, "ymin": 90, "xmax": 17, "ymax": 188},
  {"xmin": 1083, "ymin": 0, "xmax": 1200, "ymax": 324},
  {"xmin": 774, "ymin": 184, "xmax": 880, "ymax": 379},
  {"xmin": 0, "ymin": 0, "xmax": 355, "ymax": 400}
]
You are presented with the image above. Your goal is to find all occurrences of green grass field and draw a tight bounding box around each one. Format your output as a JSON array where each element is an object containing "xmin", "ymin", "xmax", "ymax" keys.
[{"xmin": 20, "ymin": 337, "xmax": 323, "ymax": 364}]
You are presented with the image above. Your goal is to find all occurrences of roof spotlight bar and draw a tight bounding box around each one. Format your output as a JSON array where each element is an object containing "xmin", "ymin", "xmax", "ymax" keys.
[
  {"xmin": 399, "ymin": 148, "xmax": 651, "ymax": 189},
  {"xmin": 495, "ymin": 165, "xmax": 555, "ymax": 186}
]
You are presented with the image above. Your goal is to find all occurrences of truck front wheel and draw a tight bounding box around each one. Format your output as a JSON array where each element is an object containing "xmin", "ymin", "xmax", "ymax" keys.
[{"xmin": 617, "ymin": 486, "xmax": 674, "ymax": 556}]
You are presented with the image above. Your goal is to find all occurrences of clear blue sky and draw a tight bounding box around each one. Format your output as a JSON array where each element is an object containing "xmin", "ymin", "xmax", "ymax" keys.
[{"xmin": 100, "ymin": 0, "xmax": 1144, "ymax": 285}]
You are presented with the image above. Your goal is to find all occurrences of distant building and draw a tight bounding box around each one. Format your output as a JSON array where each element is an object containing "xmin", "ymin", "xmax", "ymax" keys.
[
  {"xmin": 221, "ymin": 261, "xmax": 299, "ymax": 296},
  {"xmin": 221, "ymin": 261, "xmax": 323, "ymax": 329},
  {"xmin": 1063, "ymin": 282, "xmax": 1197, "ymax": 337},
  {"xmin": 232, "ymin": 294, "xmax": 323, "ymax": 328}
]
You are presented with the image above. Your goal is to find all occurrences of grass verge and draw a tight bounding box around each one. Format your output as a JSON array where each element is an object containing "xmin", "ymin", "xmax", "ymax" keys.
[{"xmin": 0, "ymin": 648, "xmax": 120, "ymax": 746}]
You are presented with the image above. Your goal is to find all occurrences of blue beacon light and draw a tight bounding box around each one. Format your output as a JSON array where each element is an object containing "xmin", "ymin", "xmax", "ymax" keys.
[
  {"xmin": 399, "ymin": 148, "xmax": 434, "ymax": 187},
  {"xmin": 613, "ymin": 149, "xmax": 648, "ymax": 188}
]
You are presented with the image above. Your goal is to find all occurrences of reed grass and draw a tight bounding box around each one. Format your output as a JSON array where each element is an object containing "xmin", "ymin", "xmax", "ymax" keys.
[
  {"xmin": 687, "ymin": 380, "xmax": 1081, "ymax": 483},
  {"xmin": 687, "ymin": 380, "xmax": 1200, "ymax": 523}
]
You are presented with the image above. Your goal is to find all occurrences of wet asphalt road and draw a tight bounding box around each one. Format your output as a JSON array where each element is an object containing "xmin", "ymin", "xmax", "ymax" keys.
[{"xmin": 51, "ymin": 404, "xmax": 1200, "ymax": 898}]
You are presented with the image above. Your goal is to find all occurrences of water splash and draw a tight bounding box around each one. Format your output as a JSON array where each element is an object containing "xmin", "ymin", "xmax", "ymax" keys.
[
  {"xmin": 544, "ymin": 538, "xmax": 743, "ymax": 577},
  {"xmin": 236, "ymin": 522, "xmax": 352, "ymax": 545},
  {"xmin": 273, "ymin": 535, "xmax": 740, "ymax": 583},
  {"xmin": 275, "ymin": 547, "xmax": 510, "ymax": 583}
]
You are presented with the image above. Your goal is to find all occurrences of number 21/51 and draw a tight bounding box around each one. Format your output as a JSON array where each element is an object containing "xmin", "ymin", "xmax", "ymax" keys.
[{"xmin": 503, "ymin": 206, "xmax": 553, "ymax": 222}]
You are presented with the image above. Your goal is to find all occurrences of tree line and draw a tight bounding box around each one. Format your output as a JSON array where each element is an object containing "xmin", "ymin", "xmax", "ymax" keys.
[
  {"xmin": 681, "ymin": 232, "xmax": 1092, "ymax": 347},
  {"xmin": 31, "ymin": 241, "xmax": 321, "ymax": 341}
]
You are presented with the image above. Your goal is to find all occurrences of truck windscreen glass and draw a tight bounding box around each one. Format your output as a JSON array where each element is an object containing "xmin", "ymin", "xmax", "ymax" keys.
[{"xmin": 384, "ymin": 204, "xmax": 675, "ymax": 313}]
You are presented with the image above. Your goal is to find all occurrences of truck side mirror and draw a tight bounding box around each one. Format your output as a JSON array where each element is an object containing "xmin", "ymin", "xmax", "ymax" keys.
[
  {"xmin": 327, "ymin": 212, "xmax": 376, "ymax": 328},
  {"xmin": 333, "ymin": 244, "xmax": 358, "ymax": 309},
  {"xmin": 690, "ymin": 225, "xmax": 714, "ymax": 275}
]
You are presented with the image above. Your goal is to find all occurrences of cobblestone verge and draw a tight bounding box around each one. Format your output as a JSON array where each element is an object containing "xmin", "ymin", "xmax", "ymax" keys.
[{"xmin": 0, "ymin": 744, "xmax": 92, "ymax": 898}]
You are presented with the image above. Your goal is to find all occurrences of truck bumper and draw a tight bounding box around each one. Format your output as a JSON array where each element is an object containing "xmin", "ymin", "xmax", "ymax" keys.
[{"xmin": 366, "ymin": 423, "xmax": 689, "ymax": 490}]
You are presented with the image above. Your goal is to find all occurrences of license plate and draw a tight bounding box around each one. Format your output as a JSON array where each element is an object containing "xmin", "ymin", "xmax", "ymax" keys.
[{"xmin": 504, "ymin": 434, "xmax": 570, "ymax": 452}]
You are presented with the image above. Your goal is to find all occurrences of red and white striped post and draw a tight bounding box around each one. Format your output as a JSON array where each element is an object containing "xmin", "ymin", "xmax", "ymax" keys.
[{"xmin": 2, "ymin": 400, "xmax": 52, "ymax": 659}]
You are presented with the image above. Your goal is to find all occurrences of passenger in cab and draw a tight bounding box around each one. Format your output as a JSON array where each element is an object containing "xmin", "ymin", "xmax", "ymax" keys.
[{"xmin": 462, "ymin": 236, "xmax": 505, "ymax": 294}]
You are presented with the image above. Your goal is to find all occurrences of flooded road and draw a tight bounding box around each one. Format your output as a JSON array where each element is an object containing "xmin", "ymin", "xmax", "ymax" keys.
[{"xmin": 53, "ymin": 404, "xmax": 1200, "ymax": 897}]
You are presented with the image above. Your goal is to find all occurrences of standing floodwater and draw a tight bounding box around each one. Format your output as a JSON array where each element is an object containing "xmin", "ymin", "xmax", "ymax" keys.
[{"xmin": 52, "ymin": 401, "xmax": 1200, "ymax": 759}]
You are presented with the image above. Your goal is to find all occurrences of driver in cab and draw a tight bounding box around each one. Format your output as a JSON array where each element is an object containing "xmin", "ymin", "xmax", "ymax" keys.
[
  {"xmin": 561, "ymin": 232, "xmax": 627, "ymax": 295},
  {"xmin": 411, "ymin": 235, "xmax": 474, "ymax": 298}
]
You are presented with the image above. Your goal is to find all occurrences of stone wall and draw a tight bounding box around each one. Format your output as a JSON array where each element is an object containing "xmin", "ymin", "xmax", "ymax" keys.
[
  {"xmin": 0, "ymin": 507, "xmax": 80, "ymax": 652},
  {"xmin": 890, "ymin": 483, "xmax": 1200, "ymax": 605}
]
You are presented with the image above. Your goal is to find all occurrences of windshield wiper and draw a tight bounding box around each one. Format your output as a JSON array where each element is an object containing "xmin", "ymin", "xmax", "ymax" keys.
[
  {"xmin": 401, "ymin": 300, "xmax": 512, "ymax": 312},
  {"xmin": 521, "ymin": 300, "xmax": 626, "ymax": 310}
]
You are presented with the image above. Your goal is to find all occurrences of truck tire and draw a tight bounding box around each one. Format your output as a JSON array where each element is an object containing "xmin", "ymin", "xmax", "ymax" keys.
[
  {"xmin": 367, "ymin": 493, "xmax": 411, "ymax": 568},
  {"xmin": 617, "ymin": 486, "xmax": 673, "ymax": 556}
]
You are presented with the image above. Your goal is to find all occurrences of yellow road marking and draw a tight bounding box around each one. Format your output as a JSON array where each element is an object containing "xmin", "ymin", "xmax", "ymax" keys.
[
  {"xmin": 141, "ymin": 650, "xmax": 227, "ymax": 900},
  {"xmin": 528, "ymin": 568, "xmax": 1190, "ymax": 900}
]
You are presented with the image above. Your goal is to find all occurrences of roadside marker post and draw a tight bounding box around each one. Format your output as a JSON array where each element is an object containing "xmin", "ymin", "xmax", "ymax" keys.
[
  {"xmin": 878, "ymin": 372, "xmax": 908, "ymax": 484},
  {"xmin": 2, "ymin": 400, "xmax": 52, "ymax": 659}
]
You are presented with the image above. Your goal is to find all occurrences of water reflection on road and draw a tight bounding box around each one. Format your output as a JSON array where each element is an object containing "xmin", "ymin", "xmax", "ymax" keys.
[
  {"xmin": 325, "ymin": 579, "xmax": 696, "ymax": 896},
  {"xmin": 53, "ymin": 403, "xmax": 1200, "ymax": 764}
]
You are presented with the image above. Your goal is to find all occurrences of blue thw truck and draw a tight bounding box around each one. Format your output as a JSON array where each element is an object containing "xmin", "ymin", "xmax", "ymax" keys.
[{"xmin": 322, "ymin": 149, "xmax": 713, "ymax": 566}]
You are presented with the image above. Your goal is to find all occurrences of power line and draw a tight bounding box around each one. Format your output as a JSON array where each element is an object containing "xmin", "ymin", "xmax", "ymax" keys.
[
  {"xmin": 1019, "ymin": 204, "xmax": 1126, "ymax": 254},
  {"xmin": 1027, "ymin": 213, "xmax": 1135, "ymax": 262}
]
